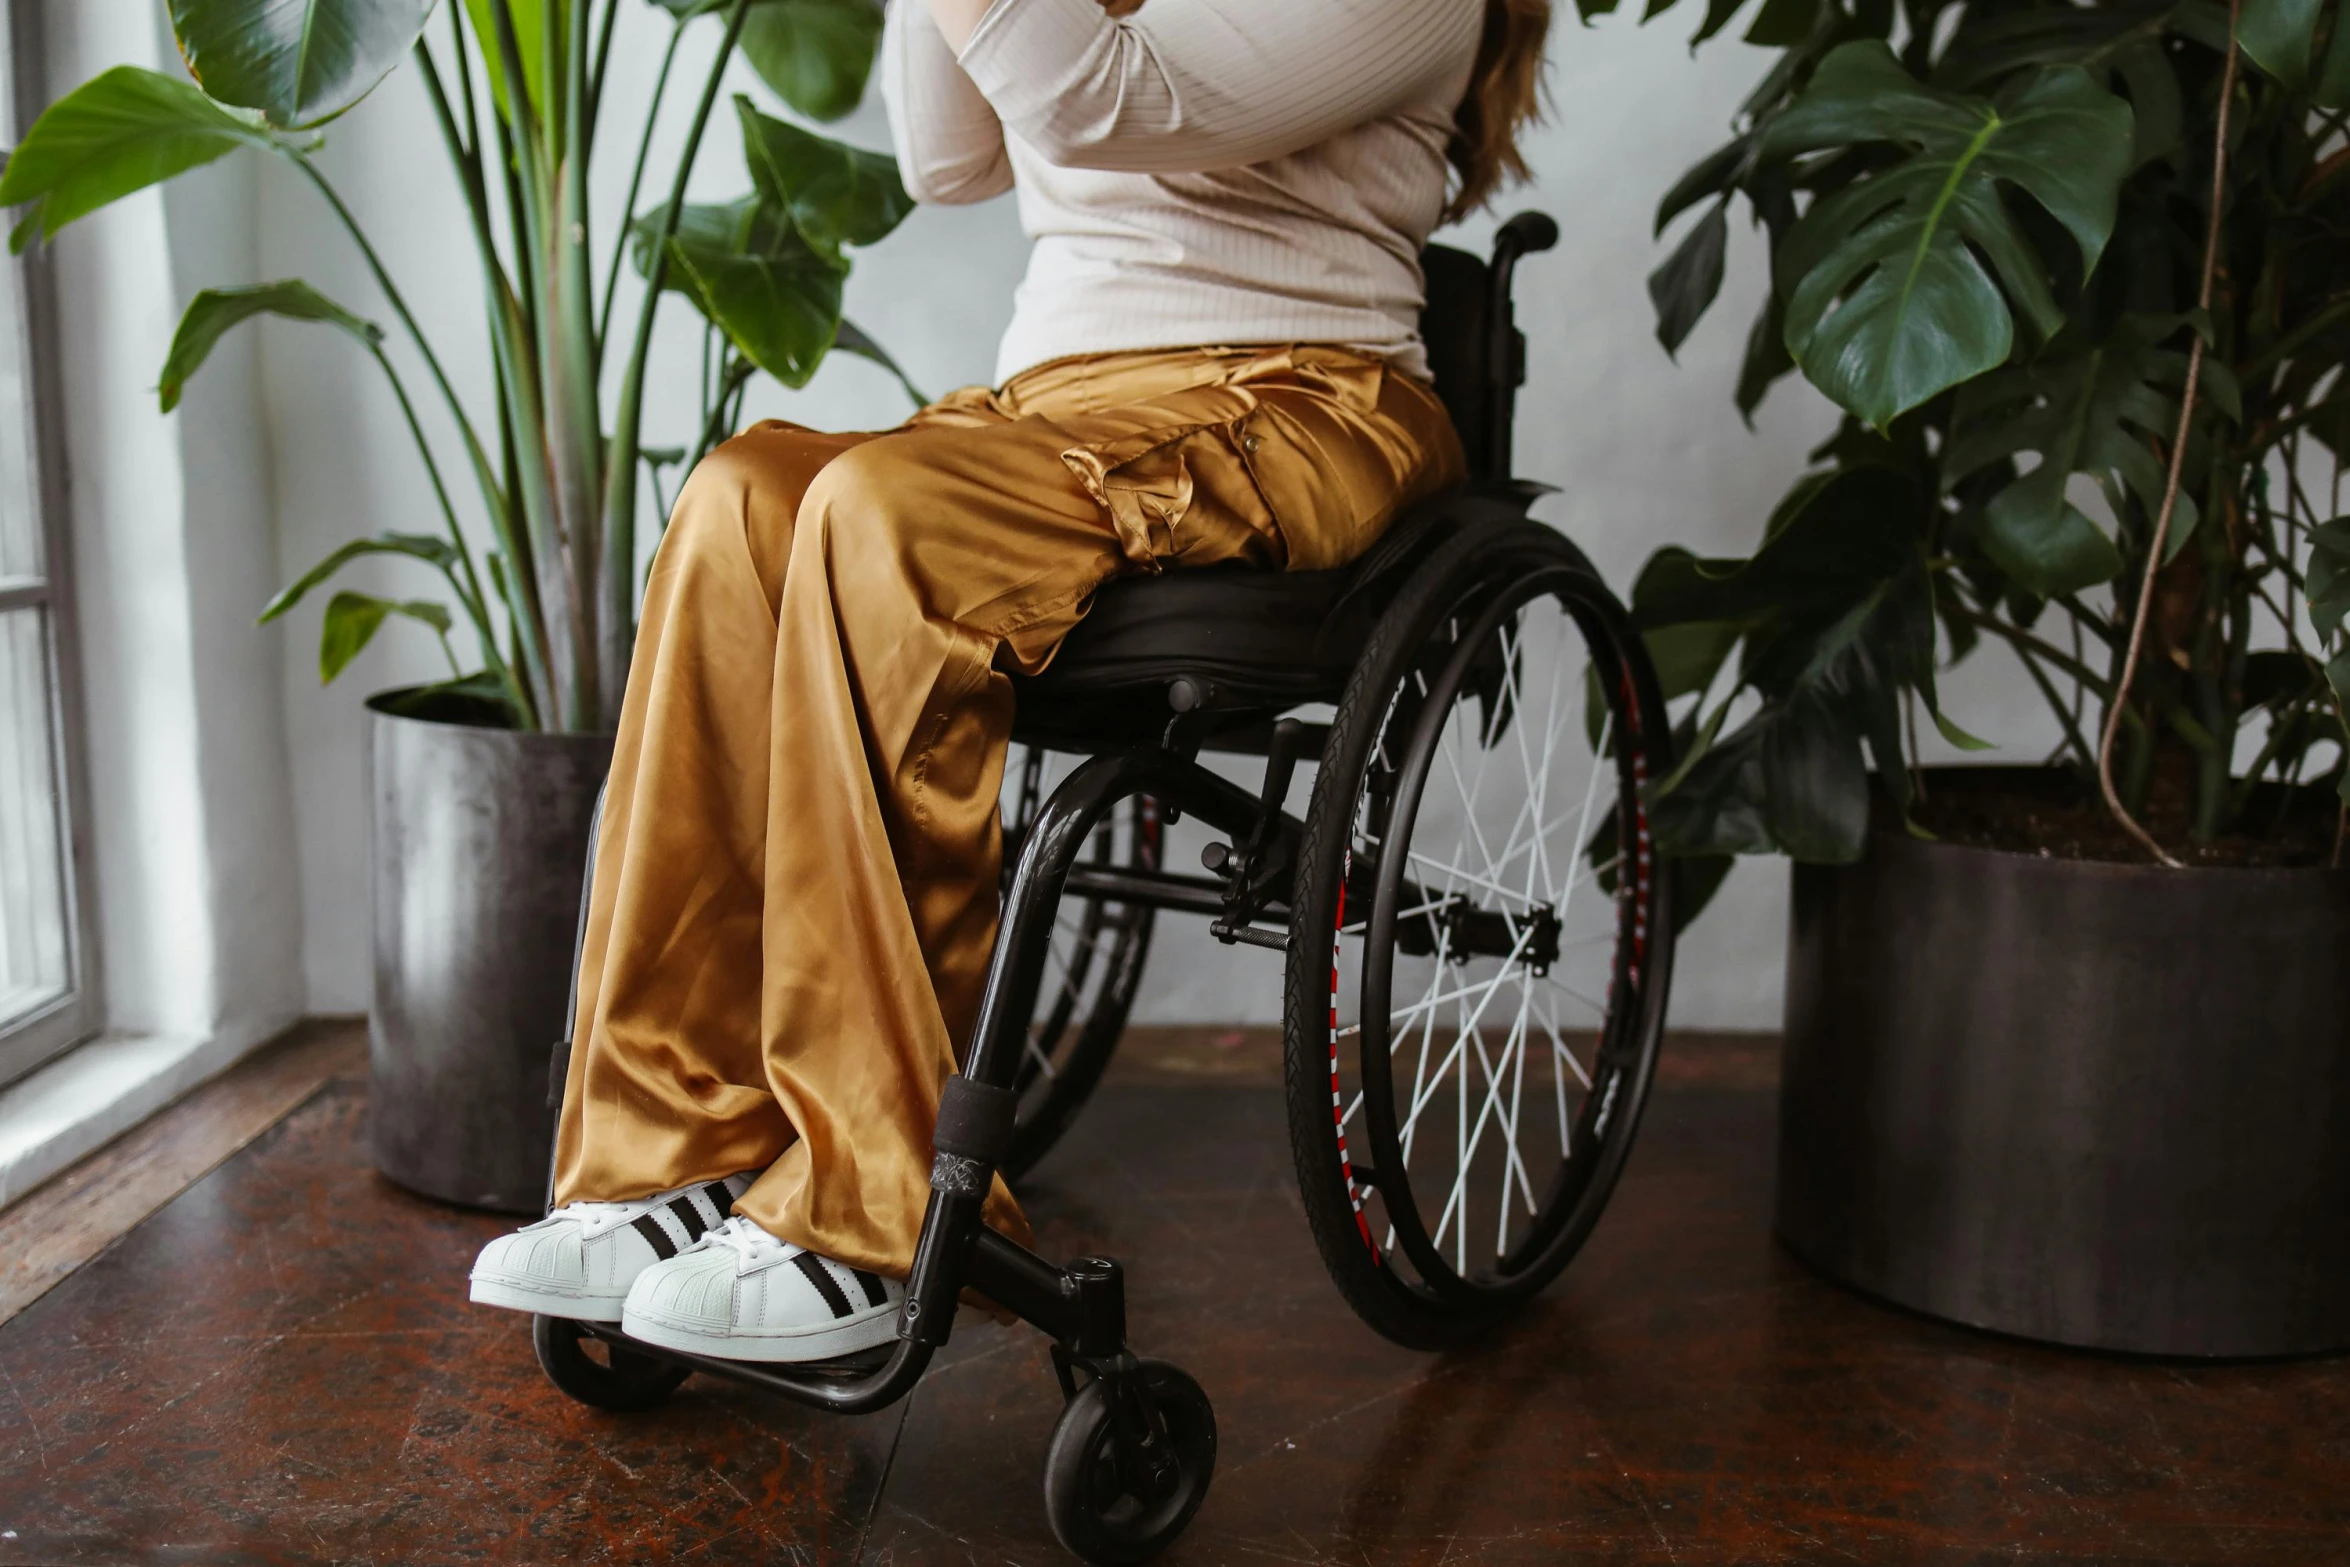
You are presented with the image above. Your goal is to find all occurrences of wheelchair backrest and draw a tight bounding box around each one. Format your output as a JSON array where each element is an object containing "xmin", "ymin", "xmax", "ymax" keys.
[{"xmin": 1417, "ymin": 211, "xmax": 1558, "ymax": 485}]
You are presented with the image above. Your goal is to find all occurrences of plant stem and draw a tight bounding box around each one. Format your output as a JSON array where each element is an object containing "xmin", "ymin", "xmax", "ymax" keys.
[
  {"xmin": 289, "ymin": 158, "xmax": 503, "ymax": 514},
  {"xmin": 599, "ymin": 0, "xmax": 754, "ymax": 724},
  {"xmin": 367, "ymin": 342, "xmax": 533, "ymax": 722},
  {"xmin": 2052, "ymin": 594, "xmax": 2118, "ymax": 644},
  {"xmin": 419, "ymin": 20, "xmax": 557, "ymax": 724},
  {"xmin": 2098, "ymin": 0, "xmax": 2241, "ymax": 869},
  {"xmin": 2230, "ymin": 693, "xmax": 2322, "ymax": 813},
  {"xmin": 2011, "ymin": 640, "xmax": 2098, "ymax": 771},
  {"xmin": 687, "ymin": 354, "xmax": 755, "ymax": 474},
  {"xmin": 450, "ymin": 0, "xmax": 484, "ymax": 162},
  {"xmin": 588, "ymin": 0, "xmax": 622, "ymax": 143},
  {"xmin": 543, "ymin": 0, "xmax": 607, "ymax": 729},
  {"xmin": 418, "ymin": 49, "xmax": 494, "ymax": 263},
  {"xmin": 596, "ymin": 22, "xmax": 683, "ymax": 365},
  {"xmin": 484, "ymin": 0, "xmax": 596, "ymax": 727},
  {"xmin": 1959, "ymin": 606, "xmax": 2117, "ymax": 698},
  {"xmin": 2236, "ymin": 292, "xmax": 2350, "ymax": 381}
]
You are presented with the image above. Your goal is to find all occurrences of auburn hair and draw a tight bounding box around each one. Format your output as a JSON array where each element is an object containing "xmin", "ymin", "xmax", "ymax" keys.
[{"xmin": 1446, "ymin": 0, "xmax": 1552, "ymax": 223}]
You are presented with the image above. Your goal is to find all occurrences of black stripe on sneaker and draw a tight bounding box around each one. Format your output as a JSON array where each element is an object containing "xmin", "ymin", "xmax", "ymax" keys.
[
  {"xmin": 850, "ymin": 1269, "xmax": 890, "ymax": 1309},
  {"xmin": 667, "ymin": 1196, "xmax": 711, "ymax": 1244},
  {"xmin": 791, "ymin": 1251, "xmax": 855, "ymax": 1319},
  {"xmin": 699, "ymin": 1182, "xmax": 737, "ymax": 1222},
  {"xmin": 631, "ymin": 1212, "xmax": 679, "ymax": 1261}
]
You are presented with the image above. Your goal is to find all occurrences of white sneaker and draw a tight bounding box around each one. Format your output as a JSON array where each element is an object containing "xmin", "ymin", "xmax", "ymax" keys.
[
  {"xmin": 468, "ymin": 1173, "xmax": 757, "ymax": 1322},
  {"xmin": 619, "ymin": 1215, "xmax": 905, "ymax": 1363}
]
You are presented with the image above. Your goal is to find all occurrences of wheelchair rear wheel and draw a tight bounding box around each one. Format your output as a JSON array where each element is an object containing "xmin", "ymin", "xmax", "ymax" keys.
[
  {"xmin": 1283, "ymin": 520, "xmax": 1676, "ymax": 1349},
  {"xmin": 999, "ymin": 745, "xmax": 1160, "ymax": 1179}
]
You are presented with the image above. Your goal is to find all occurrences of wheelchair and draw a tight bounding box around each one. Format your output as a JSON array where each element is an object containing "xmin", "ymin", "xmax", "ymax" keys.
[{"xmin": 528, "ymin": 212, "xmax": 1677, "ymax": 1565}]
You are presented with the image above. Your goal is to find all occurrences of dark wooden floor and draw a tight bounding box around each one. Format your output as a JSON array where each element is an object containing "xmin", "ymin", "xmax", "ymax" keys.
[{"xmin": 2, "ymin": 1042, "xmax": 2345, "ymax": 1565}]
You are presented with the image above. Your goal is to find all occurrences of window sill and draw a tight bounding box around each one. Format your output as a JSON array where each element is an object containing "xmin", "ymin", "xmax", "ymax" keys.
[{"xmin": 0, "ymin": 1031, "xmax": 274, "ymax": 1210}]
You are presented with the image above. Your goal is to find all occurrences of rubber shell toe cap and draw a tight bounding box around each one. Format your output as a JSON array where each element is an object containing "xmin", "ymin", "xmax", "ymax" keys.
[
  {"xmin": 470, "ymin": 1223, "xmax": 587, "ymax": 1289},
  {"xmin": 623, "ymin": 1247, "xmax": 741, "ymax": 1331}
]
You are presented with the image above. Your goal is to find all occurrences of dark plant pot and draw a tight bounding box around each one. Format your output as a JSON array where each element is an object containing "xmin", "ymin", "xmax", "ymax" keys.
[
  {"xmin": 1779, "ymin": 768, "xmax": 2350, "ymax": 1357},
  {"xmin": 366, "ymin": 691, "xmax": 612, "ymax": 1214}
]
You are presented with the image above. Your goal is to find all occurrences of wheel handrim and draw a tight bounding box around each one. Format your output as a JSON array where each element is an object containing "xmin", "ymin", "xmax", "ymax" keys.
[{"xmin": 1327, "ymin": 570, "xmax": 1657, "ymax": 1306}]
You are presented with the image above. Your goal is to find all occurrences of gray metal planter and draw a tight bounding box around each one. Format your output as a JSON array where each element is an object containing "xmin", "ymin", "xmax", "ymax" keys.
[
  {"xmin": 1778, "ymin": 770, "xmax": 2350, "ymax": 1357},
  {"xmin": 366, "ymin": 691, "xmax": 612, "ymax": 1213}
]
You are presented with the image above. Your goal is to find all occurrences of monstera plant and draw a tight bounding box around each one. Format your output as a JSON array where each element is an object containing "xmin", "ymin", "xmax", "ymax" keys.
[
  {"xmin": 1625, "ymin": 0, "xmax": 2350, "ymax": 878},
  {"xmin": 0, "ymin": 0, "xmax": 915, "ymax": 731}
]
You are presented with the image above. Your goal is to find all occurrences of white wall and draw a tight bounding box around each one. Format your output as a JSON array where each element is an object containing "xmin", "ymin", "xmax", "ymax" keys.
[
  {"xmin": 228, "ymin": 3, "xmax": 2067, "ymax": 1029},
  {"xmin": 41, "ymin": 0, "xmax": 305, "ymax": 1055}
]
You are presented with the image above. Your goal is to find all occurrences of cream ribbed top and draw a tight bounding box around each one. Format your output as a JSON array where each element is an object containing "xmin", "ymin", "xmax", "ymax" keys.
[{"xmin": 879, "ymin": 0, "xmax": 1484, "ymax": 384}]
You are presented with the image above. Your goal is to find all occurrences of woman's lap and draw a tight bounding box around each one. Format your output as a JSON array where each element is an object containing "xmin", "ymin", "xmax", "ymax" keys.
[{"xmin": 554, "ymin": 346, "xmax": 1463, "ymax": 1273}]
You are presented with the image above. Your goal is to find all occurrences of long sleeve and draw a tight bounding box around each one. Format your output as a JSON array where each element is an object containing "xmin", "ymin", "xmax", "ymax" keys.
[
  {"xmin": 881, "ymin": 0, "xmax": 1015, "ymax": 205},
  {"xmin": 953, "ymin": 0, "xmax": 1483, "ymax": 175}
]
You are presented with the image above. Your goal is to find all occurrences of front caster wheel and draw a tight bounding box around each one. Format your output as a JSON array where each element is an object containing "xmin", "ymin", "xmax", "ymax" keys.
[
  {"xmin": 533, "ymin": 1316, "xmax": 691, "ymax": 1412},
  {"xmin": 1043, "ymin": 1359, "xmax": 1216, "ymax": 1565}
]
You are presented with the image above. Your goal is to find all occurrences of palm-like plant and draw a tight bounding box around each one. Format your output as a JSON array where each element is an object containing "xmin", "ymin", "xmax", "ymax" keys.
[
  {"xmin": 1625, "ymin": 0, "xmax": 2350, "ymax": 882},
  {"xmin": 0, "ymin": 0, "xmax": 916, "ymax": 731}
]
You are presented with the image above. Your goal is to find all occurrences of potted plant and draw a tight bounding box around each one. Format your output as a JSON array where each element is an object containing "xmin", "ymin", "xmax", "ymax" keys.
[
  {"xmin": 1628, "ymin": 0, "xmax": 2350, "ymax": 1353},
  {"xmin": 0, "ymin": 0, "xmax": 920, "ymax": 1211}
]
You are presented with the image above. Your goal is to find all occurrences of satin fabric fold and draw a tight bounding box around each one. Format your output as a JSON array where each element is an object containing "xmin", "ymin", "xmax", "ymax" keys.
[{"xmin": 553, "ymin": 344, "xmax": 1464, "ymax": 1276}]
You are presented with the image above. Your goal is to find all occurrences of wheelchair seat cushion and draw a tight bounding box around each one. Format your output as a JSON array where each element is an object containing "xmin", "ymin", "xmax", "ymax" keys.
[
  {"xmin": 1010, "ymin": 482, "xmax": 1546, "ymax": 748},
  {"xmin": 1026, "ymin": 565, "xmax": 1356, "ymax": 702}
]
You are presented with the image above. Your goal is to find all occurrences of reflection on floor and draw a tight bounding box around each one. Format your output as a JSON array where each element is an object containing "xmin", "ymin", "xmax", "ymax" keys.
[{"xmin": 1, "ymin": 1029, "xmax": 2344, "ymax": 1564}]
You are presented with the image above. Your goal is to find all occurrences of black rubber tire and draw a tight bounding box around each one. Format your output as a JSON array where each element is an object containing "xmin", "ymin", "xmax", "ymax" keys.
[
  {"xmin": 532, "ymin": 1316, "xmax": 691, "ymax": 1412},
  {"xmin": 1000, "ymin": 775, "xmax": 1159, "ymax": 1181},
  {"xmin": 1043, "ymin": 1360, "xmax": 1217, "ymax": 1566},
  {"xmin": 1281, "ymin": 518, "xmax": 1677, "ymax": 1350}
]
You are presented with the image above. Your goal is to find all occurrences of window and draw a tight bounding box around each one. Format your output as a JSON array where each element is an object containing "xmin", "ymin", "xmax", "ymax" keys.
[{"xmin": 0, "ymin": 0, "xmax": 96, "ymax": 1088}]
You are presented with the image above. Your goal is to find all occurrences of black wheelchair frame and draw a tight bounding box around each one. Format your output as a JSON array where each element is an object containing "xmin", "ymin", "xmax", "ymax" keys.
[{"xmin": 532, "ymin": 212, "xmax": 1679, "ymax": 1564}]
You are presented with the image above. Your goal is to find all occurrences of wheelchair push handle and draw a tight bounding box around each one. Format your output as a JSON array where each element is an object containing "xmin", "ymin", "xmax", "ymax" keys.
[{"xmin": 1496, "ymin": 210, "xmax": 1560, "ymax": 256}]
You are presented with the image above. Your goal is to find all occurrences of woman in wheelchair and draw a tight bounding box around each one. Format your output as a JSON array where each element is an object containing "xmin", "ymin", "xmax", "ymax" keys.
[{"xmin": 469, "ymin": 0, "xmax": 1555, "ymax": 1365}]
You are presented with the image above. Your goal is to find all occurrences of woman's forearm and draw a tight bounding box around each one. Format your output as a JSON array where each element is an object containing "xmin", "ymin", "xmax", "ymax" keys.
[
  {"xmin": 924, "ymin": 0, "xmax": 994, "ymax": 52},
  {"xmin": 929, "ymin": 0, "xmax": 1140, "ymax": 54},
  {"xmin": 949, "ymin": 0, "xmax": 1473, "ymax": 175}
]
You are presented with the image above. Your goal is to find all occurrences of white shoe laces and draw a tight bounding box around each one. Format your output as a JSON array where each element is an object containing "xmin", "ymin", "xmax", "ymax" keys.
[
  {"xmin": 545, "ymin": 1199, "xmax": 647, "ymax": 1235},
  {"xmin": 707, "ymin": 1214, "xmax": 795, "ymax": 1263}
]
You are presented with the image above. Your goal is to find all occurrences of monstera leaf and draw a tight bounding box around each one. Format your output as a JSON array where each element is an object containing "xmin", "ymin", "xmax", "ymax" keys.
[
  {"xmin": 1639, "ymin": 465, "xmax": 1981, "ymax": 861},
  {"xmin": 0, "ymin": 67, "xmax": 306, "ymax": 250},
  {"xmin": 2239, "ymin": 0, "xmax": 2350, "ymax": 104},
  {"xmin": 1650, "ymin": 202, "xmax": 1729, "ymax": 355},
  {"xmin": 635, "ymin": 196, "xmax": 849, "ymax": 386},
  {"xmin": 1759, "ymin": 42, "xmax": 2135, "ymax": 428},
  {"xmin": 1934, "ymin": 3, "xmax": 2184, "ymax": 167},
  {"xmin": 168, "ymin": 0, "xmax": 433, "ymax": 128},
  {"xmin": 1943, "ymin": 317, "xmax": 2232, "ymax": 598},
  {"xmin": 736, "ymin": 98, "xmax": 912, "ymax": 251},
  {"xmin": 2308, "ymin": 518, "xmax": 2350, "ymax": 639}
]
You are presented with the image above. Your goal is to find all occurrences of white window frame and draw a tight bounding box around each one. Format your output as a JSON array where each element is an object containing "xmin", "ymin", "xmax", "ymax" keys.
[{"xmin": 0, "ymin": 0, "xmax": 100, "ymax": 1089}]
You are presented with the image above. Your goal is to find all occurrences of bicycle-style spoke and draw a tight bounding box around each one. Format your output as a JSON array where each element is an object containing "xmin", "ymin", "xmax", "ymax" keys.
[{"xmin": 1320, "ymin": 581, "xmax": 1658, "ymax": 1303}]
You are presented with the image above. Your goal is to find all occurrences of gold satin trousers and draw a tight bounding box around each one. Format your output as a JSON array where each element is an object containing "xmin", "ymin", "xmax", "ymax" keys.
[{"xmin": 553, "ymin": 344, "xmax": 1464, "ymax": 1276}]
